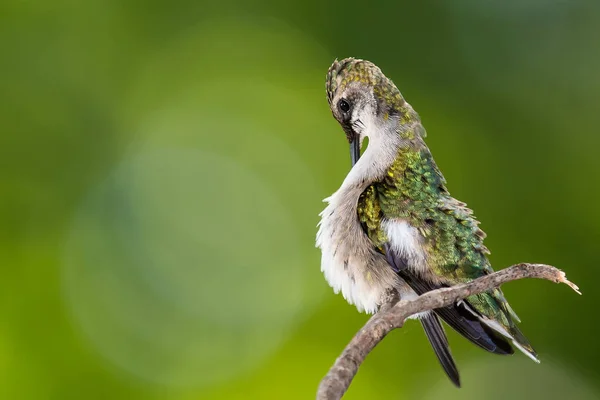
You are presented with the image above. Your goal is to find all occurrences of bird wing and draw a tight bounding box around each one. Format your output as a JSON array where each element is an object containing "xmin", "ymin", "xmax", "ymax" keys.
[{"xmin": 356, "ymin": 146, "xmax": 534, "ymax": 357}]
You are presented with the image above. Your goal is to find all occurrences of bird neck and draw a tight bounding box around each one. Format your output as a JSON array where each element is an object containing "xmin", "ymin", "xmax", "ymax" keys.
[
  {"xmin": 347, "ymin": 128, "xmax": 402, "ymax": 183},
  {"xmin": 335, "ymin": 127, "xmax": 402, "ymax": 208},
  {"xmin": 336, "ymin": 116, "xmax": 427, "ymax": 205}
]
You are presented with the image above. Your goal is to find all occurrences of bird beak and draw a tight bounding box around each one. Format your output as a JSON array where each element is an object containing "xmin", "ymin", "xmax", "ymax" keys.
[{"xmin": 350, "ymin": 136, "xmax": 360, "ymax": 167}]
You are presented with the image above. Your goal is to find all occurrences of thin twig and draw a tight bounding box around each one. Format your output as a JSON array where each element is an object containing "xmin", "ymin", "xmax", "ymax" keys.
[{"xmin": 316, "ymin": 263, "xmax": 580, "ymax": 400}]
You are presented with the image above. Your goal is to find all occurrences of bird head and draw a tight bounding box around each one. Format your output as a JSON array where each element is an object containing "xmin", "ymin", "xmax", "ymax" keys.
[{"xmin": 326, "ymin": 58, "xmax": 421, "ymax": 166}]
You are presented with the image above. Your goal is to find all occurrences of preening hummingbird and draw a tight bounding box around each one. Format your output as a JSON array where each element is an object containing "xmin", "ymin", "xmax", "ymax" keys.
[{"xmin": 316, "ymin": 58, "xmax": 538, "ymax": 387}]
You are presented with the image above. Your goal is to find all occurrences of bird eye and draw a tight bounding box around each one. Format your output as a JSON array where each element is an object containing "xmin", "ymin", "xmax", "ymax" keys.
[{"xmin": 338, "ymin": 99, "xmax": 351, "ymax": 113}]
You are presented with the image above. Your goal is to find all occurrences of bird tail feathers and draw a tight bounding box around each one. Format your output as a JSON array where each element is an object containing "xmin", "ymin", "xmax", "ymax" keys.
[{"xmin": 420, "ymin": 312, "xmax": 461, "ymax": 387}]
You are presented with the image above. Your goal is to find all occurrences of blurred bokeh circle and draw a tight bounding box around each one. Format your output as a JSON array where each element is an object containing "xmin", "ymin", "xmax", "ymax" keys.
[
  {"xmin": 62, "ymin": 16, "xmax": 328, "ymax": 389},
  {"xmin": 64, "ymin": 147, "xmax": 311, "ymax": 387}
]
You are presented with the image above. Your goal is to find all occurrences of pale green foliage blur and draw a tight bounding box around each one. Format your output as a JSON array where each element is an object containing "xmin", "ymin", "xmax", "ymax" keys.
[{"xmin": 1, "ymin": 1, "xmax": 600, "ymax": 399}]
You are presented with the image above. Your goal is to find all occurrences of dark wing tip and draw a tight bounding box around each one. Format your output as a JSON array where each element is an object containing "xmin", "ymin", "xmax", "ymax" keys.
[{"xmin": 437, "ymin": 303, "xmax": 515, "ymax": 356}]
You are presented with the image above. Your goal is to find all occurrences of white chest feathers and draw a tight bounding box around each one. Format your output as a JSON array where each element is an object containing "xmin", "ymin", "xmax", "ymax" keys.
[
  {"xmin": 316, "ymin": 193, "xmax": 383, "ymax": 314},
  {"xmin": 316, "ymin": 190, "xmax": 425, "ymax": 314},
  {"xmin": 381, "ymin": 219, "xmax": 428, "ymax": 273}
]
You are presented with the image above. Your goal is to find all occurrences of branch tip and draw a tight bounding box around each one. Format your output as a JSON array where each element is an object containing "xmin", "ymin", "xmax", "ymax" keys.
[{"xmin": 557, "ymin": 270, "xmax": 581, "ymax": 295}]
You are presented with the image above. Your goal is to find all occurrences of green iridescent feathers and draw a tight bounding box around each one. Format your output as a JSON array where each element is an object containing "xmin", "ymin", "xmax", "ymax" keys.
[
  {"xmin": 357, "ymin": 145, "xmax": 527, "ymax": 340},
  {"xmin": 357, "ymin": 147, "xmax": 490, "ymax": 279}
]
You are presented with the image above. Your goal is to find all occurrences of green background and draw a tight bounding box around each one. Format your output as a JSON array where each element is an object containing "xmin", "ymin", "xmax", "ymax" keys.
[{"xmin": 2, "ymin": 1, "xmax": 599, "ymax": 399}]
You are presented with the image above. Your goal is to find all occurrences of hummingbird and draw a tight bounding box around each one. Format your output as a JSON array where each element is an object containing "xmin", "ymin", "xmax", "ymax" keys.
[{"xmin": 316, "ymin": 58, "xmax": 538, "ymax": 387}]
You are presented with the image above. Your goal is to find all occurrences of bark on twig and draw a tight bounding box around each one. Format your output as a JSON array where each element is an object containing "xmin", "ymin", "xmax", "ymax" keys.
[{"xmin": 316, "ymin": 263, "xmax": 580, "ymax": 400}]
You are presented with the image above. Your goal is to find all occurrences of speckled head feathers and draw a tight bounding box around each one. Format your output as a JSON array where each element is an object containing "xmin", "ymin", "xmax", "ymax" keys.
[
  {"xmin": 326, "ymin": 58, "xmax": 405, "ymax": 110},
  {"xmin": 326, "ymin": 58, "xmax": 426, "ymax": 142}
]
